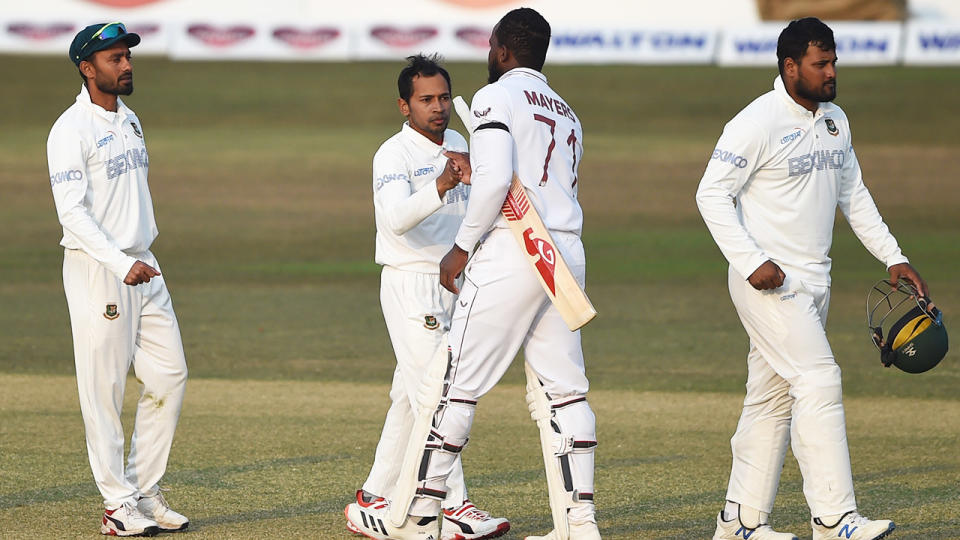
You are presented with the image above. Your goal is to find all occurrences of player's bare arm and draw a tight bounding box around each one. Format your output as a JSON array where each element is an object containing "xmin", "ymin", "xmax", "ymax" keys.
[
  {"xmin": 439, "ymin": 245, "xmax": 468, "ymax": 294},
  {"xmin": 747, "ymin": 260, "xmax": 785, "ymax": 290},
  {"xmin": 888, "ymin": 262, "xmax": 928, "ymax": 297},
  {"xmin": 123, "ymin": 260, "xmax": 160, "ymax": 285},
  {"xmin": 443, "ymin": 150, "xmax": 471, "ymax": 185}
]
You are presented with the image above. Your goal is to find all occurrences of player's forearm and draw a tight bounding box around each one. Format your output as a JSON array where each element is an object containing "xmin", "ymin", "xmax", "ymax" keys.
[
  {"xmin": 454, "ymin": 129, "xmax": 514, "ymax": 250},
  {"xmin": 380, "ymin": 182, "xmax": 445, "ymax": 236},
  {"xmin": 695, "ymin": 182, "xmax": 769, "ymax": 279},
  {"xmin": 841, "ymin": 180, "xmax": 907, "ymax": 268},
  {"xmin": 57, "ymin": 205, "xmax": 137, "ymax": 278}
]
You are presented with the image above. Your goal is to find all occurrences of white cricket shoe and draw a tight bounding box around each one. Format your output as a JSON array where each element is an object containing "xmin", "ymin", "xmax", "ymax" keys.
[
  {"xmin": 345, "ymin": 492, "xmax": 440, "ymax": 540},
  {"xmin": 441, "ymin": 500, "xmax": 510, "ymax": 540},
  {"xmin": 346, "ymin": 490, "xmax": 386, "ymax": 536},
  {"xmin": 137, "ymin": 489, "xmax": 189, "ymax": 532},
  {"xmin": 812, "ymin": 512, "xmax": 895, "ymax": 540},
  {"xmin": 100, "ymin": 501, "xmax": 159, "ymax": 537},
  {"xmin": 524, "ymin": 519, "xmax": 601, "ymax": 540},
  {"xmin": 713, "ymin": 511, "xmax": 798, "ymax": 540}
]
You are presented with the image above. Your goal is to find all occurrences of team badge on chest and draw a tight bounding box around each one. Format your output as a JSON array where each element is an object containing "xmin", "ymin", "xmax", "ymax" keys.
[
  {"xmin": 824, "ymin": 118, "xmax": 839, "ymax": 136},
  {"xmin": 130, "ymin": 122, "xmax": 143, "ymax": 138},
  {"xmin": 104, "ymin": 304, "xmax": 119, "ymax": 320},
  {"xmin": 424, "ymin": 315, "xmax": 439, "ymax": 330}
]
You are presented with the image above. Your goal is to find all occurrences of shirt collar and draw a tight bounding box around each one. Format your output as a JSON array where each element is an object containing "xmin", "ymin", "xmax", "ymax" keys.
[
  {"xmin": 500, "ymin": 67, "xmax": 547, "ymax": 84},
  {"xmin": 773, "ymin": 76, "xmax": 835, "ymax": 118},
  {"xmin": 402, "ymin": 121, "xmax": 447, "ymax": 156},
  {"xmin": 76, "ymin": 84, "xmax": 130, "ymax": 121}
]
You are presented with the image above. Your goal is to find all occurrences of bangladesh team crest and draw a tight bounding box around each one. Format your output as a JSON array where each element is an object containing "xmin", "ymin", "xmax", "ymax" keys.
[
  {"xmin": 131, "ymin": 122, "xmax": 143, "ymax": 138},
  {"xmin": 824, "ymin": 118, "xmax": 839, "ymax": 136},
  {"xmin": 104, "ymin": 304, "xmax": 119, "ymax": 320},
  {"xmin": 424, "ymin": 315, "xmax": 439, "ymax": 330}
]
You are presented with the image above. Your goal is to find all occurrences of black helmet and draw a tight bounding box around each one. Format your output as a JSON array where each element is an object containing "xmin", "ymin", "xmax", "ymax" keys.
[{"xmin": 867, "ymin": 279, "xmax": 948, "ymax": 374}]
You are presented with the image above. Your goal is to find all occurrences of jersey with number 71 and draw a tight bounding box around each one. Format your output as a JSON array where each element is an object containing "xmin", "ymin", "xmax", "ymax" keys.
[{"xmin": 454, "ymin": 67, "xmax": 584, "ymax": 252}]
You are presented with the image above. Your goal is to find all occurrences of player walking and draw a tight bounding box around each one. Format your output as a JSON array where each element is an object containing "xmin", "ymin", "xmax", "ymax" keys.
[
  {"xmin": 353, "ymin": 9, "xmax": 600, "ymax": 540},
  {"xmin": 696, "ymin": 17, "xmax": 925, "ymax": 540},
  {"xmin": 47, "ymin": 23, "xmax": 189, "ymax": 537},
  {"xmin": 344, "ymin": 54, "xmax": 509, "ymax": 540}
]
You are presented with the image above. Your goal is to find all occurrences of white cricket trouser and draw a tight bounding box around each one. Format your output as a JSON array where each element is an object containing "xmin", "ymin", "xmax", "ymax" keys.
[
  {"xmin": 363, "ymin": 266, "xmax": 467, "ymax": 507},
  {"xmin": 62, "ymin": 249, "xmax": 187, "ymax": 509},
  {"xmin": 725, "ymin": 266, "xmax": 856, "ymax": 518},
  {"xmin": 411, "ymin": 228, "xmax": 595, "ymax": 517}
]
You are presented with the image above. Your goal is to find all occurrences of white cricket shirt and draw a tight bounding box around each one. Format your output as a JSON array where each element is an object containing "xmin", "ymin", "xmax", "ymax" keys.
[
  {"xmin": 696, "ymin": 76, "xmax": 907, "ymax": 286},
  {"xmin": 373, "ymin": 122, "xmax": 469, "ymax": 273},
  {"xmin": 47, "ymin": 85, "xmax": 156, "ymax": 280},
  {"xmin": 455, "ymin": 68, "xmax": 584, "ymax": 252}
]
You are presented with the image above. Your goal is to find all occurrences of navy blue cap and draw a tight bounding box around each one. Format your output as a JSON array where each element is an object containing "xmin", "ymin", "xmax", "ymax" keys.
[{"xmin": 69, "ymin": 22, "xmax": 140, "ymax": 66}]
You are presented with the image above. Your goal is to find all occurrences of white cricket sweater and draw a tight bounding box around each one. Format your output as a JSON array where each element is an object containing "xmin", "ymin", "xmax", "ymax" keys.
[
  {"xmin": 47, "ymin": 85, "xmax": 156, "ymax": 280},
  {"xmin": 696, "ymin": 76, "xmax": 907, "ymax": 286}
]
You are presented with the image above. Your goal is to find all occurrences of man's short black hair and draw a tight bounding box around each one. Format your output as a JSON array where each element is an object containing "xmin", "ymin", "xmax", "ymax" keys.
[
  {"xmin": 777, "ymin": 17, "xmax": 836, "ymax": 75},
  {"xmin": 495, "ymin": 7, "xmax": 551, "ymax": 72},
  {"xmin": 397, "ymin": 54, "xmax": 451, "ymax": 102}
]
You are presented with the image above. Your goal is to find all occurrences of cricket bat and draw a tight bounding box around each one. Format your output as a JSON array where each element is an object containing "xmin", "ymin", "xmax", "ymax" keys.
[{"xmin": 453, "ymin": 96, "xmax": 596, "ymax": 330}]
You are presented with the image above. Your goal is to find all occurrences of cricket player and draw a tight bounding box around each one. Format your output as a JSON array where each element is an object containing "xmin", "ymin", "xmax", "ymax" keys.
[
  {"xmin": 47, "ymin": 23, "xmax": 189, "ymax": 537},
  {"xmin": 352, "ymin": 9, "xmax": 600, "ymax": 540},
  {"xmin": 696, "ymin": 17, "xmax": 926, "ymax": 540},
  {"xmin": 344, "ymin": 54, "xmax": 510, "ymax": 540}
]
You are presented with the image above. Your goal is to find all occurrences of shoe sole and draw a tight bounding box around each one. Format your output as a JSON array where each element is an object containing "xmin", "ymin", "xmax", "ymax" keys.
[
  {"xmin": 443, "ymin": 521, "xmax": 511, "ymax": 540},
  {"xmin": 100, "ymin": 525, "xmax": 159, "ymax": 537},
  {"xmin": 872, "ymin": 522, "xmax": 896, "ymax": 540},
  {"xmin": 158, "ymin": 522, "xmax": 189, "ymax": 533}
]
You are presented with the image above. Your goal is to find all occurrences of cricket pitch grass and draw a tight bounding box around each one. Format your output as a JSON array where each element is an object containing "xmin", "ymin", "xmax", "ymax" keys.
[{"xmin": 1, "ymin": 58, "xmax": 958, "ymax": 538}]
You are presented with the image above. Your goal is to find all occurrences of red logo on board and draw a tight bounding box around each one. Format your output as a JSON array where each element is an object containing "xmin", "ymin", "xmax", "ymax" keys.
[
  {"xmin": 523, "ymin": 228, "xmax": 557, "ymax": 295},
  {"xmin": 455, "ymin": 27, "xmax": 490, "ymax": 48},
  {"xmin": 272, "ymin": 27, "xmax": 340, "ymax": 49},
  {"xmin": 370, "ymin": 26, "xmax": 438, "ymax": 48},
  {"xmin": 187, "ymin": 24, "xmax": 255, "ymax": 47},
  {"xmin": 7, "ymin": 23, "xmax": 74, "ymax": 40}
]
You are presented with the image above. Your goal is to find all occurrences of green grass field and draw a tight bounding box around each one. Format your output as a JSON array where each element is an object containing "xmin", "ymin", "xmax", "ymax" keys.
[{"xmin": 1, "ymin": 57, "xmax": 958, "ymax": 539}]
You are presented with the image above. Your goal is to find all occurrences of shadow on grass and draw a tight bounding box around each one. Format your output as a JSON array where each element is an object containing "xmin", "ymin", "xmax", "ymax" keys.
[{"xmin": 0, "ymin": 454, "xmax": 349, "ymax": 510}]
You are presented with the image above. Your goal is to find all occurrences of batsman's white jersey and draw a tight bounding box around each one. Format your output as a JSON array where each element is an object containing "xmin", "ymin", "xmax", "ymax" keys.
[
  {"xmin": 47, "ymin": 85, "xmax": 187, "ymax": 509},
  {"xmin": 410, "ymin": 68, "xmax": 597, "ymax": 524},
  {"xmin": 696, "ymin": 77, "xmax": 908, "ymax": 517},
  {"xmin": 366, "ymin": 122, "xmax": 472, "ymax": 506}
]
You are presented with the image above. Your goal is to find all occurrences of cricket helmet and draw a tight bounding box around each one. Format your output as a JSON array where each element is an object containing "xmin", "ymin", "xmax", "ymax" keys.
[{"xmin": 867, "ymin": 279, "xmax": 948, "ymax": 374}]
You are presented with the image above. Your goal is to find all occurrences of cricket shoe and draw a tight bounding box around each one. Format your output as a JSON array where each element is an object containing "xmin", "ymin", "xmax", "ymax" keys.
[
  {"xmin": 137, "ymin": 489, "xmax": 189, "ymax": 532},
  {"xmin": 524, "ymin": 519, "xmax": 601, "ymax": 540},
  {"xmin": 100, "ymin": 501, "xmax": 159, "ymax": 537},
  {"xmin": 346, "ymin": 490, "xmax": 387, "ymax": 536},
  {"xmin": 713, "ymin": 511, "xmax": 798, "ymax": 540},
  {"xmin": 441, "ymin": 500, "xmax": 510, "ymax": 539},
  {"xmin": 345, "ymin": 492, "xmax": 440, "ymax": 540},
  {"xmin": 812, "ymin": 512, "xmax": 895, "ymax": 540}
]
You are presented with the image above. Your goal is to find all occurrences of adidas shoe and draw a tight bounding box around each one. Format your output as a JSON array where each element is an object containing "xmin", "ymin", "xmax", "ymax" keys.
[
  {"xmin": 346, "ymin": 490, "xmax": 386, "ymax": 536},
  {"xmin": 524, "ymin": 519, "xmax": 601, "ymax": 540},
  {"xmin": 345, "ymin": 491, "xmax": 440, "ymax": 540},
  {"xmin": 812, "ymin": 511, "xmax": 895, "ymax": 540},
  {"xmin": 137, "ymin": 489, "xmax": 189, "ymax": 532},
  {"xmin": 713, "ymin": 511, "xmax": 798, "ymax": 540},
  {"xmin": 100, "ymin": 501, "xmax": 159, "ymax": 537},
  {"xmin": 441, "ymin": 500, "xmax": 510, "ymax": 540}
]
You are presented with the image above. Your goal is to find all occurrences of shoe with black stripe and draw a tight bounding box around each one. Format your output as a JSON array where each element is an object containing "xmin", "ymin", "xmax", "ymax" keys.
[
  {"xmin": 441, "ymin": 500, "xmax": 509, "ymax": 540},
  {"xmin": 345, "ymin": 490, "xmax": 439, "ymax": 539},
  {"xmin": 100, "ymin": 501, "xmax": 159, "ymax": 537}
]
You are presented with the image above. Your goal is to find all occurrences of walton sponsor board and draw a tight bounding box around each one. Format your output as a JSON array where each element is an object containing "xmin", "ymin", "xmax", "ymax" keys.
[
  {"xmin": 904, "ymin": 22, "xmax": 960, "ymax": 65},
  {"xmin": 718, "ymin": 22, "xmax": 902, "ymax": 66},
  {"xmin": 548, "ymin": 27, "xmax": 715, "ymax": 64}
]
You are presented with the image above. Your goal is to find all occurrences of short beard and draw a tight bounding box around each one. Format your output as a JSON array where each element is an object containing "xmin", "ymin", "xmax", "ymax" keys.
[
  {"xmin": 796, "ymin": 76, "xmax": 835, "ymax": 103},
  {"xmin": 487, "ymin": 61, "xmax": 504, "ymax": 84},
  {"xmin": 95, "ymin": 74, "xmax": 134, "ymax": 96}
]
